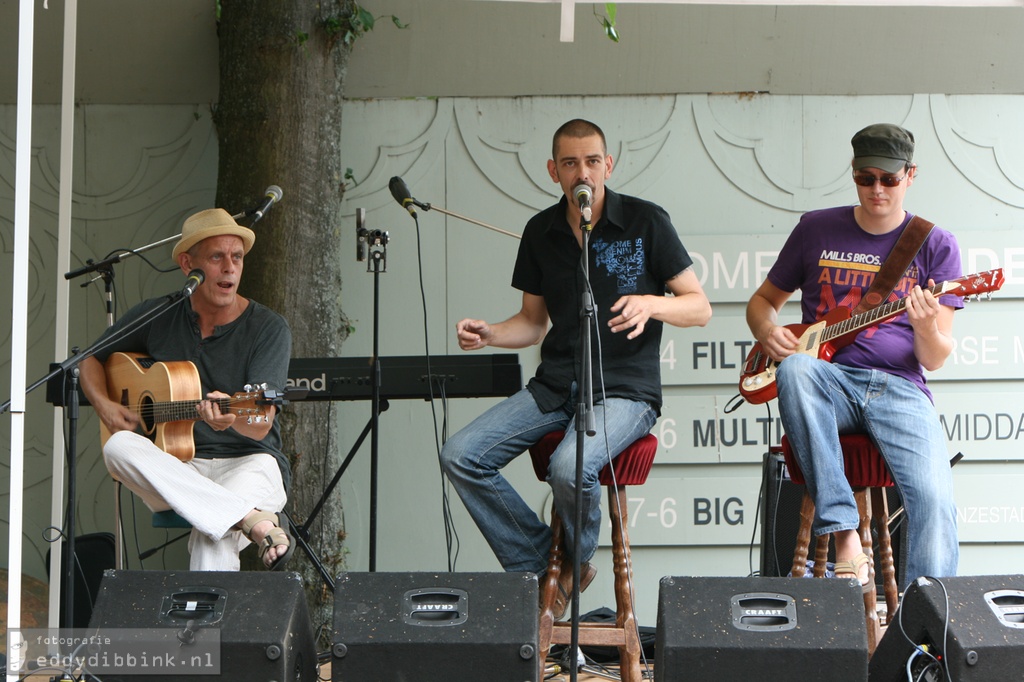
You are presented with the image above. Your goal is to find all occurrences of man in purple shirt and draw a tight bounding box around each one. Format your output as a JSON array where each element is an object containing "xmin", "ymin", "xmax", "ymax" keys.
[{"xmin": 746, "ymin": 123, "xmax": 960, "ymax": 589}]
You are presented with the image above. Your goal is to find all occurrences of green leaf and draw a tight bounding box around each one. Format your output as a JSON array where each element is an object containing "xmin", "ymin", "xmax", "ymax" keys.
[
  {"xmin": 606, "ymin": 3, "xmax": 617, "ymax": 23},
  {"xmin": 358, "ymin": 7, "xmax": 375, "ymax": 31},
  {"xmin": 602, "ymin": 18, "xmax": 619, "ymax": 43}
]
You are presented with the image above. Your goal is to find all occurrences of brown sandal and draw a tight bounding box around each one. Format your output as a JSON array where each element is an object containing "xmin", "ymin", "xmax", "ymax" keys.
[
  {"xmin": 240, "ymin": 510, "xmax": 294, "ymax": 571},
  {"xmin": 834, "ymin": 552, "xmax": 872, "ymax": 593}
]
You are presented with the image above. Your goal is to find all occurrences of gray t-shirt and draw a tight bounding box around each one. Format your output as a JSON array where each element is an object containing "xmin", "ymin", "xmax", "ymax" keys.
[{"xmin": 92, "ymin": 295, "xmax": 293, "ymax": 488}]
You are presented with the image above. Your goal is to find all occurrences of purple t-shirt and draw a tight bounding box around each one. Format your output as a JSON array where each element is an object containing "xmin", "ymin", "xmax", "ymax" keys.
[{"xmin": 767, "ymin": 206, "xmax": 963, "ymax": 401}]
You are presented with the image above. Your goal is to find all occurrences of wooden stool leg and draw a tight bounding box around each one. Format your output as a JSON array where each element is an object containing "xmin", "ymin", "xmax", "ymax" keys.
[
  {"xmin": 855, "ymin": 488, "xmax": 881, "ymax": 654},
  {"xmin": 609, "ymin": 486, "xmax": 642, "ymax": 682},
  {"xmin": 791, "ymin": 493, "xmax": 815, "ymax": 578},
  {"xmin": 812, "ymin": 533, "xmax": 830, "ymax": 578},
  {"xmin": 871, "ymin": 486, "xmax": 899, "ymax": 623},
  {"xmin": 537, "ymin": 511, "xmax": 565, "ymax": 678}
]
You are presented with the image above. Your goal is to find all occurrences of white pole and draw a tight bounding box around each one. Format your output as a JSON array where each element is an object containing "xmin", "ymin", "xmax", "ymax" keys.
[
  {"xmin": 47, "ymin": 0, "xmax": 79, "ymax": 630},
  {"xmin": 8, "ymin": 0, "xmax": 36, "ymax": 678}
]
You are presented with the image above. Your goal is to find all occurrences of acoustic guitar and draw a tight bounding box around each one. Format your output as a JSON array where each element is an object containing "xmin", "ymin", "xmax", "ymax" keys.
[
  {"xmin": 738, "ymin": 269, "xmax": 1005, "ymax": 405},
  {"xmin": 101, "ymin": 351, "xmax": 276, "ymax": 461}
]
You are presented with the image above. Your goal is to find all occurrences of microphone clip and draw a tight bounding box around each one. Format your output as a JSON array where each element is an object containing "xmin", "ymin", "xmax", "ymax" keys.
[
  {"xmin": 355, "ymin": 207, "xmax": 389, "ymax": 270},
  {"xmin": 364, "ymin": 228, "xmax": 389, "ymax": 272}
]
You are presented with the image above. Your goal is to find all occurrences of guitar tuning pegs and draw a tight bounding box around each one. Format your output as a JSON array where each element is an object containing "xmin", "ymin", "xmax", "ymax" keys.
[{"xmin": 244, "ymin": 383, "xmax": 253, "ymax": 392}]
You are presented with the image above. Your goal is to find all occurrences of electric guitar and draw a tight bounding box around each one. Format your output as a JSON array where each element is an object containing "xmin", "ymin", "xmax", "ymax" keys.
[
  {"xmin": 101, "ymin": 351, "xmax": 282, "ymax": 461},
  {"xmin": 738, "ymin": 269, "xmax": 1005, "ymax": 405}
]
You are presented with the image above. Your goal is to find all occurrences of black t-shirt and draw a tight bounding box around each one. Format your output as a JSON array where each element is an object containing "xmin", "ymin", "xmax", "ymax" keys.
[{"xmin": 512, "ymin": 188, "xmax": 692, "ymax": 414}]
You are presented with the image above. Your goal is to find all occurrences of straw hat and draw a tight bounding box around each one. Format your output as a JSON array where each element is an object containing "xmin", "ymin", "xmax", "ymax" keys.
[{"xmin": 172, "ymin": 208, "xmax": 256, "ymax": 259}]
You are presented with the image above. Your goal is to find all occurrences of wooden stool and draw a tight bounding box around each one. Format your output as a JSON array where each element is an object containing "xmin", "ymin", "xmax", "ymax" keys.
[
  {"xmin": 779, "ymin": 433, "xmax": 899, "ymax": 654},
  {"xmin": 528, "ymin": 431, "xmax": 657, "ymax": 682}
]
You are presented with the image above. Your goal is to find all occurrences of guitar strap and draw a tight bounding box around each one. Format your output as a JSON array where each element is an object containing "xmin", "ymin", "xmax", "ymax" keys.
[{"xmin": 853, "ymin": 214, "xmax": 934, "ymax": 315}]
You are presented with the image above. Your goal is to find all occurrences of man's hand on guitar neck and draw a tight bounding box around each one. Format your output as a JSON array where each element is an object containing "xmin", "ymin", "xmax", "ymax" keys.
[
  {"xmin": 904, "ymin": 279, "xmax": 955, "ymax": 372},
  {"xmin": 197, "ymin": 391, "xmax": 237, "ymax": 432},
  {"xmin": 199, "ymin": 390, "xmax": 276, "ymax": 441}
]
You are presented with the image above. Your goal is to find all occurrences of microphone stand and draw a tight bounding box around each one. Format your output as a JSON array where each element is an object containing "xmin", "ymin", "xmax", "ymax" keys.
[
  {"xmin": 402, "ymin": 198, "xmax": 521, "ymax": 240},
  {"xmin": 3, "ymin": 286, "xmax": 194, "ymax": 629},
  {"xmin": 367, "ymin": 230, "xmax": 387, "ymax": 572},
  {"xmin": 395, "ymin": 186, "xmax": 595, "ymax": 677},
  {"xmin": 287, "ymin": 225, "xmax": 391, "ymax": 584},
  {"xmin": 64, "ymin": 234, "xmax": 180, "ymax": 288},
  {"xmin": 569, "ymin": 210, "xmax": 597, "ymax": 682}
]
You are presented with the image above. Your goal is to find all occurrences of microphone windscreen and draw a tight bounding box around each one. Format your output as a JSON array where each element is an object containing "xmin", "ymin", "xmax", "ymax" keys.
[
  {"xmin": 265, "ymin": 185, "xmax": 283, "ymax": 203},
  {"xmin": 389, "ymin": 176, "xmax": 412, "ymax": 204}
]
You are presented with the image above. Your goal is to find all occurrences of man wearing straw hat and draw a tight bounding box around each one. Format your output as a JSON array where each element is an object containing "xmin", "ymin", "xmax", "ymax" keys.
[{"xmin": 80, "ymin": 208, "xmax": 294, "ymax": 571}]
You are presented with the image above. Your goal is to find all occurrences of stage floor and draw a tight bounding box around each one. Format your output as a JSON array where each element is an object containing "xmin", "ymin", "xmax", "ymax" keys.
[
  {"xmin": 319, "ymin": 661, "xmax": 636, "ymax": 681},
  {"xmin": 15, "ymin": 660, "xmax": 633, "ymax": 681}
]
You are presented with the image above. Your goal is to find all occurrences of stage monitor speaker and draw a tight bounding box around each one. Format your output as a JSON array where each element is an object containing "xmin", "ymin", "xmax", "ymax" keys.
[
  {"xmin": 331, "ymin": 571, "xmax": 539, "ymax": 682},
  {"xmin": 760, "ymin": 450, "xmax": 907, "ymax": 592},
  {"xmin": 655, "ymin": 575, "xmax": 868, "ymax": 682},
  {"xmin": 869, "ymin": 574, "xmax": 1024, "ymax": 682},
  {"xmin": 85, "ymin": 569, "xmax": 317, "ymax": 682}
]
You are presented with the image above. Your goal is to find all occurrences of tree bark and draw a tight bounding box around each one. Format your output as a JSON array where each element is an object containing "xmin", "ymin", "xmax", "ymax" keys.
[{"xmin": 214, "ymin": 0, "xmax": 355, "ymax": 633}]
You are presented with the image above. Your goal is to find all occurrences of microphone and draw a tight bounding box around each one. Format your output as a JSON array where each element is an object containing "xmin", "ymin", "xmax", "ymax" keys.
[
  {"xmin": 573, "ymin": 184, "xmax": 593, "ymax": 225},
  {"xmin": 389, "ymin": 176, "xmax": 418, "ymax": 217},
  {"xmin": 182, "ymin": 269, "xmax": 205, "ymax": 297},
  {"xmin": 252, "ymin": 185, "xmax": 283, "ymax": 222}
]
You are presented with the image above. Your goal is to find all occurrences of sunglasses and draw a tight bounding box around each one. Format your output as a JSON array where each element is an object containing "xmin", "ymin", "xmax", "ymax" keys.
[{"xmin": 852, "ymin": 172, "xmax": 907, "ymax": 188}]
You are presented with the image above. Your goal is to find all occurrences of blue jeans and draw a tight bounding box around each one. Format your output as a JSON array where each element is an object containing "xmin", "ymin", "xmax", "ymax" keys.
[
  {"xmin": 440, "ymin": 387, "xmax": 657, "ymax": 574},
  {"xmin": 776, "ymin": 354, "xmax": 959, "ymax": 587}
]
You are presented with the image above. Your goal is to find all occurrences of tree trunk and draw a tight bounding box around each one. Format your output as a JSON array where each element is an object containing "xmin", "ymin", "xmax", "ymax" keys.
[{"xmin": 214, "ymin": 0, "xmax": 355, "ymax": 634}]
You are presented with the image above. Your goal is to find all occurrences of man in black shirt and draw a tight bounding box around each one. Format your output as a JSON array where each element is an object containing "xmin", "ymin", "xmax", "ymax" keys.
[{"xmin": 440, "ymin": 119, "xmax": 711, "ymax": 616}]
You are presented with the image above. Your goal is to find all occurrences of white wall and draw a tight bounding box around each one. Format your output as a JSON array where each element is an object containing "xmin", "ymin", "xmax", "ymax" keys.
[{"xmin": 5, "ymin": 1, "xmax": 1024, "ymax": 104}]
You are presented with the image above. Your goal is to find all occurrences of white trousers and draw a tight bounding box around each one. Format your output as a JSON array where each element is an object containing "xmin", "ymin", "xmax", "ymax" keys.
[{"xmin": 104, "ymin": 431, "xmax": 287, "ymax": 571}]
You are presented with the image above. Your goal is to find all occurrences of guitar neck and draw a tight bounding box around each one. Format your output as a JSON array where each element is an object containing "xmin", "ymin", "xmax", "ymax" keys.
[
  {"xmin": 821, "ymin": 281, "xmax": 944, "ymax": 344},
  {"xmin": 142, "ymin": 397, "xmax": 234, "ymax": 425}
]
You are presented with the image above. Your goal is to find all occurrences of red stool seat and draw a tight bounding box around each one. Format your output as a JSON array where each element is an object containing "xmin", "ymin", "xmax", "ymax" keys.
[
  {"xmin": 777, "ymin": 433, "xmax": 898, "ymax": 655},
  {"xmin": 528, "ymin": 430, "xmax": 657, "ymax": 682},
  {"xmin": 528, "ymin": 430, "xmax": 658, "ymax": 486},
  {"xmin": 780, "ymin": 433, "xmax": 893, "ymax": 489}
]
